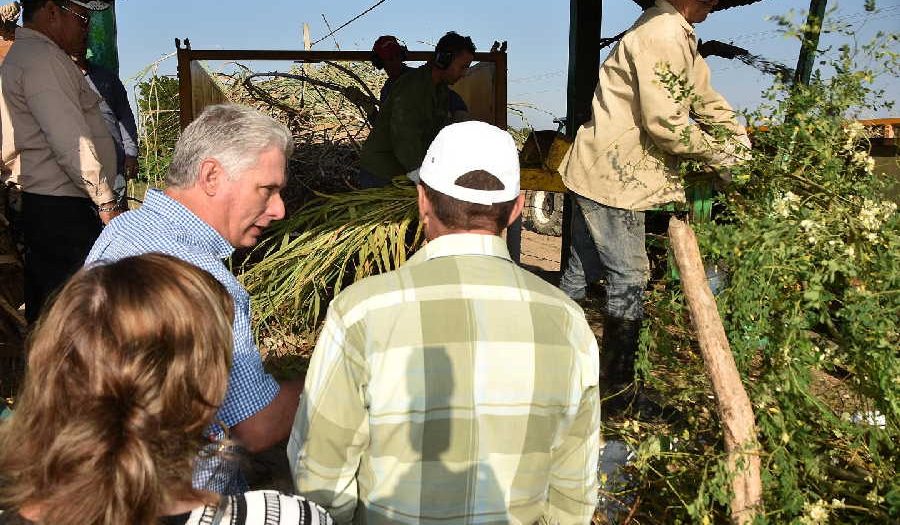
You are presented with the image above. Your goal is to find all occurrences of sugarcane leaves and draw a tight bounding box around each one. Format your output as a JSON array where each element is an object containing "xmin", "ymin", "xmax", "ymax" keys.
[{"xmin": 240, "ymin": 179, "xmax": 420, "ymax": 334}]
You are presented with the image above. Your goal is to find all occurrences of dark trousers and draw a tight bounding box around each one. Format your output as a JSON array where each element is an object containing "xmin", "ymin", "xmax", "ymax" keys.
[{"xmin": 22, "ymin": 193, "xmax": 101, "ymax": 324}]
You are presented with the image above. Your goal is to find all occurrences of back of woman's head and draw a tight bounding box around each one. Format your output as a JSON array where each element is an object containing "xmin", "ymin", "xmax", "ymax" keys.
[{"xmin": 0, "ymin": 253, "xmax": 234, "ymax": 525}]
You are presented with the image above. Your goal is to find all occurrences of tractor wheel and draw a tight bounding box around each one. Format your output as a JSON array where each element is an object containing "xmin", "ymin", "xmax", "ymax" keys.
[{"xmin": 524, "ymin": 190, "xmax": 563, "ymax": 236}]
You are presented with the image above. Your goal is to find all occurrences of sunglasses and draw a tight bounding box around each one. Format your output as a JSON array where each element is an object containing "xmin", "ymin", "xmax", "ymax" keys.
[{"xmin": 57, "ymin": 3, "xmax": 91, "ymax": 28}]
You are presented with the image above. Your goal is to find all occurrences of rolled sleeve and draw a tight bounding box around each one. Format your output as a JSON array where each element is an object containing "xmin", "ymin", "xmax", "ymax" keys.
[{"xmin": 218, "ymin": 291, "xmax": 280, "ymax": 427}]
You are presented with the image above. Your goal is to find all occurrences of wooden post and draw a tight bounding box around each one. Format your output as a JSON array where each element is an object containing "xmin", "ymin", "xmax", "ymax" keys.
[
  {"xmin": 176, "ymin": 38, "xmax": 194, "ymax": 131},
  {"xmin": 794, "ymin": 0, "xmax": 828, "ymax": 86},
  {"xmin": 490, "ymin": 50, "xmax": 521, "ymax": 262},
  {"xmin": 668, "ymin": 217, "xmax": 762, "ymax": 524}
]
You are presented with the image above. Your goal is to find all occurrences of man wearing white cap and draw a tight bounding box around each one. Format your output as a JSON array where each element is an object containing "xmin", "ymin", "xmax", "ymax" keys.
[
  {"xmin": 290, "ymin": 121, "xmax": 601, "ymax": 524},
  {"xmin": 0, "ymin": 0, "xmax": 120, "ymax": 323}
]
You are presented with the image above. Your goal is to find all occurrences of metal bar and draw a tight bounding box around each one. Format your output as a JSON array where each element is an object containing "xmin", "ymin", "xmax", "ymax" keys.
[
  {"xmin": 176, "ymin": 49, "xmax": 499, "ymax": 62},
  {"xmin": 794, "ymin": 0, "xmax": 828, "ymax": 86},
  {"xmin": 486, "ymin": 50, "xmax": 520, "ymax": 262},
  {"xmin": 176, "ymin": 39, "xmax": 194, "ymax": 131},
  {"xmin": 493, "ymin": 51, "xmax": 508, "ymax": 130},
  {"xmin": 858, "ymin": 117, "xmax": 900, "ymax": 127},
  {"xmin": 561, "ymin": 0, "xmax": 603, "ymax": 275}
]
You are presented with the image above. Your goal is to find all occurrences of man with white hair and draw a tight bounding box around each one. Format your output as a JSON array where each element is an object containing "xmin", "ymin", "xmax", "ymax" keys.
[
  {"xmin": 87, "ymin": 104, "xmax": 303, "ymax": 494},
  {"xmin": 290, "ymin": 121, "xmax": 601, "ymax": 524}
]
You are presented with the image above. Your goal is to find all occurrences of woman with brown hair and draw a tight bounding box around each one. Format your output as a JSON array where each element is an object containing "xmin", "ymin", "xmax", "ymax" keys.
[{"xmin": 0, "ymin": 253, "xmax": 332, "ymax": 525}]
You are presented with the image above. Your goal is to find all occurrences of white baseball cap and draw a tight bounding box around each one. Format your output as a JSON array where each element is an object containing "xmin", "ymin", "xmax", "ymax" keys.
[
  {"xmin": 417, "ymin": 121, "xmax": 520, "ymax": 205},
  {"xmin": 69, "ymin": 1, "xmax": 111, "ymax": 11}
]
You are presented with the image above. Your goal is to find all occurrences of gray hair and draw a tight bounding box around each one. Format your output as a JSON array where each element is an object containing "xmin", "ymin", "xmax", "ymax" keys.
[{"xmin": 166, "ymin": 104, "xmax": 294, "ymax": 188}]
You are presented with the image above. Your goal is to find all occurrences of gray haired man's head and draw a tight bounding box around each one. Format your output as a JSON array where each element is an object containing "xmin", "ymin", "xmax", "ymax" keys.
[{"xmin": 166, "ymin": 104, "xmax": 294, "ymax": 188}]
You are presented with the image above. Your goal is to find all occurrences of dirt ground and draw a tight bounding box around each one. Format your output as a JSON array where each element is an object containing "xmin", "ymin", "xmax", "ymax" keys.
[{"xmin": 519, "ymin": 229, "xmax": 562, "ymax": 272}]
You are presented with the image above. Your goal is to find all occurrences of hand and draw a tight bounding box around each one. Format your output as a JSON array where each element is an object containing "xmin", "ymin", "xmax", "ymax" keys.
[
  {"xmin": 99, "ymin": 208, "xmax": 123, "ymax": 225},
  {"xmin": 98, "ymin": 200, "xmax": 125, "ymax": 225},
  {"xmin": 124, "ymin": 155, "xmax": 139, "ymax": 180}
]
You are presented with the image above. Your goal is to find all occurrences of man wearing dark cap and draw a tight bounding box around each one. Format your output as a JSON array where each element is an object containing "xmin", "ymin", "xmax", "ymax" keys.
[
  {"xmin": 0, "ymin": 0, "xmax": 121, "ymax": 323},
  {"xmin": 291, "ymin": 121, "xmax": 601, "ymax": 524},
  {"xmin": 559, "ymin": 0, "xmax": 750, "ymax": 414},
  {"xmin": 370, "ymin": 35, "xmax": 410, "ymax": 103}
]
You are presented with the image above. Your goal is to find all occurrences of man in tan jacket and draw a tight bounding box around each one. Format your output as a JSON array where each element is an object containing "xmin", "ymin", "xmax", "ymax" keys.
[
  {"xmin": 559, "ymin": 0, "xmax": 749, "ymax": 413},
  {"xmin": 0, "ymin": 0, "xmax": 120, "ymax": 323}
]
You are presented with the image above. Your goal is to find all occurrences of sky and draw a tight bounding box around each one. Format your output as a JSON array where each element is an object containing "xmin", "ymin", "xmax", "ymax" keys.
[{"xmin": 112, "ymin": 0, "xmax": 900, "ymax": 130}]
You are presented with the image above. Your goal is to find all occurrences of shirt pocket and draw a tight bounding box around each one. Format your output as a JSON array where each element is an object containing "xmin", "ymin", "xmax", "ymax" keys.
[{"xmin": 78, "ymin": 77, "xmax": 102, "ymax": 112}]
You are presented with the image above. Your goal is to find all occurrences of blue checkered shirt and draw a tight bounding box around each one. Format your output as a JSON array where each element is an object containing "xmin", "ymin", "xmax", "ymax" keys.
[{"xmin": 86, "ymin": 189, "xmax": 280, "ymax": 493}]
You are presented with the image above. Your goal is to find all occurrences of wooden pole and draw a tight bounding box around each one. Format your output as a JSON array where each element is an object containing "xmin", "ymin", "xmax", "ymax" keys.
[{"xmin": 668, "ymin": 217, "xmax": 762, "ymax": 524}]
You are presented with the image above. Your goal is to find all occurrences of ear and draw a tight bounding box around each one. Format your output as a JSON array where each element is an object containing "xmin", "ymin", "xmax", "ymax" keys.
[
  {"xmin": 506, "ymin": 192, "xmax": 526, "ymax": 228},
  {"xmin": 196, "ymin": 158, "xmax": 226, "ymax": 197},
  {"xmin": 416, "ymin": 183, "xmax": 430, "ymax": 226}
]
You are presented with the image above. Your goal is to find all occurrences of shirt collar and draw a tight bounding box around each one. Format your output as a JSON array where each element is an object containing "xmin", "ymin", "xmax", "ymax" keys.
[
  {"xmin": 143, "ymin": 189, "xmax": 235, "ymax": 260},
  {"xmin": 654, "ymin": 0, "xmax": 696, "ymax": 37},
  {"xmin": 407, "ymin": 233, "xmax": 513, "ymax": 266},
  {"xmin": 15, "ymin": 27, "xmax": 61, "ymax": 47}
]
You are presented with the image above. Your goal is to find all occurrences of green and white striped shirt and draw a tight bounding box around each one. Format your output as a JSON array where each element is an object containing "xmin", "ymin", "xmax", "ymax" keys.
[{"xmin": 289, "ymin": 233, "xmax": 601, "ymax": 524}]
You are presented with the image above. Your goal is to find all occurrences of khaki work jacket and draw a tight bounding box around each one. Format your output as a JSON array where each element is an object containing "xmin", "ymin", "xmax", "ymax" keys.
[
  {"xmin": 561, "ymin": 0, "xmax": 749, "ymax": 211},
  {"xmin": 0, "ymin": 27, "xmax": 115, "ymax": 205}
]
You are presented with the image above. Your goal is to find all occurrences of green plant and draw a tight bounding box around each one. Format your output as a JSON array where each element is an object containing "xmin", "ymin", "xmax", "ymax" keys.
[
  {"xmin": 619, "ymin": 16, "xmax": 899, "ymax": 525},
  {"xmin": 135, "ymin": 74, "xmax": 180, "ymax": 188}
]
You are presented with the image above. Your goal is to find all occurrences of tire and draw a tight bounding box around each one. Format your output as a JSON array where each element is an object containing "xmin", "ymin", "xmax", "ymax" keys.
[{"xmin": 523, "ymin": 190, "xmax": 563, "ymax": 236}]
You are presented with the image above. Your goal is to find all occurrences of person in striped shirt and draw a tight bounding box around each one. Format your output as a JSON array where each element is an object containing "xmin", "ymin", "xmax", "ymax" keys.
[{"xmin": 289, "ymin": 121, "xmax": 601, "ymax": 524}]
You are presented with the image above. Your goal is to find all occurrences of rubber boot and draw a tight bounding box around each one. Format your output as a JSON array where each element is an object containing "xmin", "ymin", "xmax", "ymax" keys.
[{"xmin": 599, "ymin": 316, "xmax": 642, "ymax": 418}]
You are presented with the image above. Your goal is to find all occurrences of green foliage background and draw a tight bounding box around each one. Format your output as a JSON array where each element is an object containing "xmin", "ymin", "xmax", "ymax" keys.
[{"xmin": 135, "ymin": 75, "xmax": 180, "ymax": 188}]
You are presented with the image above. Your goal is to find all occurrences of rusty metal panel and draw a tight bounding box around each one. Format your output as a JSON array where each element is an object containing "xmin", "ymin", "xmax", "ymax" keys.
[
  {"xmin": 190, "ymin": 61, "xmax": 229, "ymax": 122},
  {"xmin": 174, "ymin": 43, "xmax": 508, "ymax": 130}
]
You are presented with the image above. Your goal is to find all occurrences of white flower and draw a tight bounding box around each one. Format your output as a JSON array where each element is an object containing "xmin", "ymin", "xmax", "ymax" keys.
[
  {"xmin": 845, "ymin": 245, "xmax": 856, "ymax": 258},
  {"xmin": 799, "ymin": 499, "xmax": 830, "ymax": 525},
  {"xmin": 773, "ymin": 191, "xmax": 801, "ymax": 218},
  {"xmin": 843, "ymin": 121, "xmax": 865, "ymax": 152},
  {"xmin": 859, "ymin": 199, "xmax": 897, "ymax": 232}
]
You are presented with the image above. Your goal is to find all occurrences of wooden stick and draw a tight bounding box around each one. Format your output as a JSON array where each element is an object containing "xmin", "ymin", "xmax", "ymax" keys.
[{"xmin": 668, "ymin": 217, "xmax": 762, "ymax": 524}]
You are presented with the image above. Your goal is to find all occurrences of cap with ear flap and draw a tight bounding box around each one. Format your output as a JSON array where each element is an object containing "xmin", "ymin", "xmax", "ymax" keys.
[
  {"xmin": 68, "ymin": 0, "xmax": 111, "ymax": 11},
  {"xmin": 373, "ymin": 35, "xmax": 404, "ymax": 61},
  {"xmin": 418, "ymin": 121, "xmax": 521, "ymax": 206}
]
